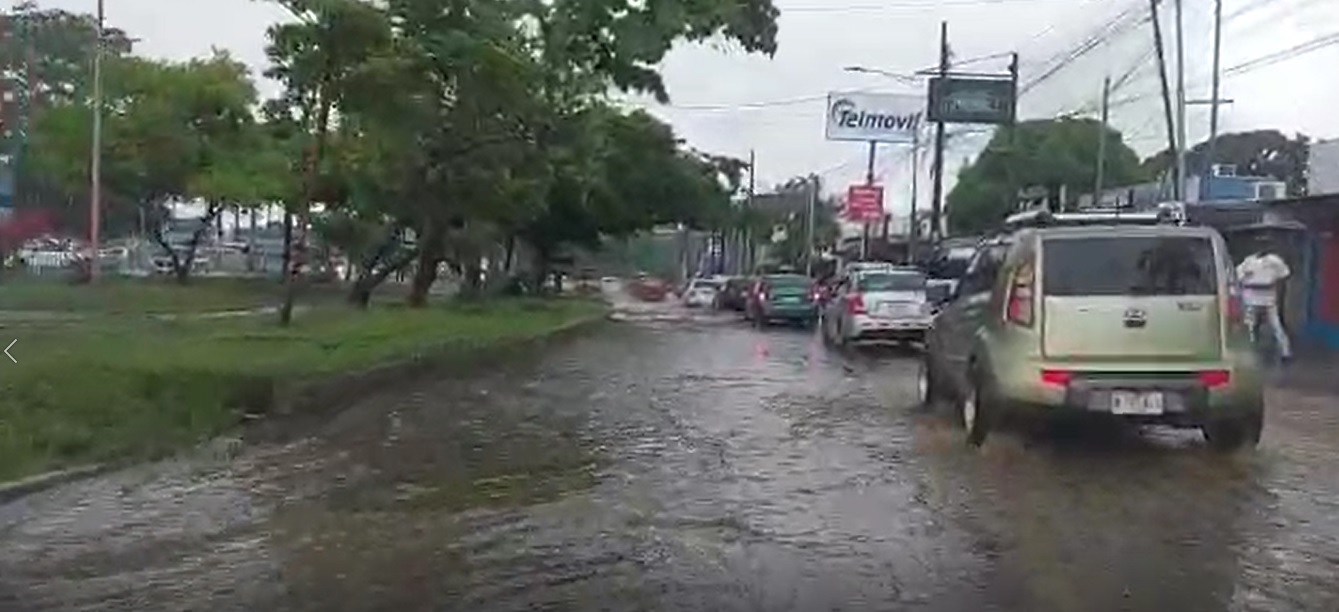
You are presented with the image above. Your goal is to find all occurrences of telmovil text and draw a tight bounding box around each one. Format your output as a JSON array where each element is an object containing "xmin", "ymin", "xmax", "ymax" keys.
[{"xmin": 830, "ymin": 98, "xmax": 922, "ymax": 131}]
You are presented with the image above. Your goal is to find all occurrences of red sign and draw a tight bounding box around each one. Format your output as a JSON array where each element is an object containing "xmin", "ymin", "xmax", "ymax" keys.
[{"xmin": 845, "ymin": 184, "xmax": 884, "ymax": 223}]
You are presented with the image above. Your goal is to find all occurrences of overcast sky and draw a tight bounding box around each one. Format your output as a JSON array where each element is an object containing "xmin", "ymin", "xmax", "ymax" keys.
[{"xmin": 11, "ymin": 0, "xmax": 1339, "ymax": 224}]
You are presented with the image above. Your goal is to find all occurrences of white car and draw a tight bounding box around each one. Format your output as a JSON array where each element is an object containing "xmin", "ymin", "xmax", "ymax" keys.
[
  {"xmin": 682, "ymin": 278, "xmax": 722, "ymax": 308},
  {"xmin": 822, "ymin": 267, "xmax": 934, "ymax": 346}
]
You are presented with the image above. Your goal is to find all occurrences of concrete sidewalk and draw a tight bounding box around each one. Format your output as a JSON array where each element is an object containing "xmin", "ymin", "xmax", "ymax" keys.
[{"xmin": 1276, "ymin": 355, "xmax": 1339, "ymax": 395}]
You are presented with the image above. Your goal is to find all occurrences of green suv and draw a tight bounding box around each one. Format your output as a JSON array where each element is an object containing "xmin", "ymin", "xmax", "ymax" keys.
[{"xmin": 919, "ymin": 209, "xmax": 1265, "ymax": 451}]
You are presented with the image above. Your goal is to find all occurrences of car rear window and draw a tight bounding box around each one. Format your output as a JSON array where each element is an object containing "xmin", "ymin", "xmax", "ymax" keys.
[
  {"xmin": 1042, "ymin": 235, "xmax": 1217, "ymax": 296},
  {"xmin": 766, "ymin": 276, "xmax": 811, "ymax": 289},
  {"xmin": 858, "ymin": 272, "xmax": 926, "ymax": 291}
]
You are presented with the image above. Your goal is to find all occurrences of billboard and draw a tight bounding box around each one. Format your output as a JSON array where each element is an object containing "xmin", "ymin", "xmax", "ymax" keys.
[
  {"xmin": 1308, "ymin": 138, "xmax": 1339, "ymax": 196},
  {"xmin": 927, "ymin": 77, "xmax": 1016, "ymax": 125},
  {"xmin": 824, "ymin": 92, "xmax": 924, "ymax": 143},
  {"xmin": 845, "ymin": 184, "xmax": 884, "ymax": 223}
]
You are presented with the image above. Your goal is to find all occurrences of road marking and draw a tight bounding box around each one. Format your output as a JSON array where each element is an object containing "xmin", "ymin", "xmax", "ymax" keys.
[{"xmin": 4, "ymin": 339, "xmax": 14, "ymax": 363}]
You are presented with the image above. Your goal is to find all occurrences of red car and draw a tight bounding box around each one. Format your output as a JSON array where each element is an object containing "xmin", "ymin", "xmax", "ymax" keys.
[{"xmin": 630, "ymin": 277, "xmax": 670, "ymax": 302}]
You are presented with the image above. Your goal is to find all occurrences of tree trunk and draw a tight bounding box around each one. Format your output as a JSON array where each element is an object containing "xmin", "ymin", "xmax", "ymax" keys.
[
  {"xmin": 408, "ymin": 248, "xmax": 441, "ymax": 307},
  {"xmin": 504, "ymin": 234, "xmax": 516, "ymax": 274},
  {"xmin": 281, "ymin": 88, "xmax": 335, "ymax": 327},
  {"xmin": 348, "ymin": 253, "xmax": 415, "ymax": 309}
]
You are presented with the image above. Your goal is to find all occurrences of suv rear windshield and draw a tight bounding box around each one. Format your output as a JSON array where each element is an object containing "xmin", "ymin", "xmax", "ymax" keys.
[
  {"xmin": 1042, "ymin": 235, "xmax": 1217, "ymax": 296},
  {"xmin": 858, "ymin": 272, "xmax": 926, "ymax": 292}
]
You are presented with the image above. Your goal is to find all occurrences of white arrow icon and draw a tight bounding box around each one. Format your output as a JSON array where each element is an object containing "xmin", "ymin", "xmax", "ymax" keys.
[{"xmin": 4, "ymin": 340, "xmax": 15, "ymax": 363}]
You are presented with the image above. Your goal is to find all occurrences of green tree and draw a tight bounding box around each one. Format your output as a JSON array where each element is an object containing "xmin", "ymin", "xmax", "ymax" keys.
[
  {"xmin": 259, "ymin": 0, "xmax": 780, "ymax": 306},
  {"xmin": 2, "ymin": 2, "xmax": 138, "ymax": 218},
  {"xmin": 946, "ymin": 117, "xmax": 1146, "ymax": 234},
  {"xmin": 26, "ymin": 52, "xmax": 265, "ymax": 282}
]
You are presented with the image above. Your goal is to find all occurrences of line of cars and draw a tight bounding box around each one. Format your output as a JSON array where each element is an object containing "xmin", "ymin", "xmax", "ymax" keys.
[
  {"xmin": 918, "ymin": 207, "xmax": 1266, "ymax": 452},
  {"xmin": 687, "ymin": 263, "xmax": 948, "ymax": 347}
]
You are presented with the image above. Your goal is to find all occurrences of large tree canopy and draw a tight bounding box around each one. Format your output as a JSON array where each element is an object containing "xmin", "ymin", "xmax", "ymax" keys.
[
  {"xmin": 946, "ymin": 117, "xmax": 1146, "ymax": 234},
  {"xmin": 1142, "ymin": 129, "xmax": 1310, "ymax": 196},
  {"xmin": 17, "ymin": 0, "xmax": 781, "ymax": 312}
]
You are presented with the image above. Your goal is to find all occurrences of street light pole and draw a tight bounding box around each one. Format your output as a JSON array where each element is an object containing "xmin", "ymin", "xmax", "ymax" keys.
[{"xmin": 89, "ymin": 0, "xmax": 104, "ymax": 281}]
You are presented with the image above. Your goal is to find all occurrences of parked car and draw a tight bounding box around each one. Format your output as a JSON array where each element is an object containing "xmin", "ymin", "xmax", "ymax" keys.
[
  {"xmin": 919, "ymin": 208, "xmax": 1265, "ymax": 451},
  {"xmin": 630, "ymin": 276, "xmax": 670, "ymax": 302},
  {"xmin": 716, "ymin": 277, "xmax": 753, "ymax": 311},
  {"xmin": 746, "ymin": 273, "xmax": 819, "ymax": 327},
  {"xmin": 682, "ymin": 277, "xmax": 723, "ymax": 308},
  {"xmin": 822, "ymin": 267, "xmax": 933, "ymax": 346}
]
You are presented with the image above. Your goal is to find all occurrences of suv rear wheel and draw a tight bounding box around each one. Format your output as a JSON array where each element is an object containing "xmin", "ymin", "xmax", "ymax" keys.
[
  {"xmin": 958, "ymin": 370, "xmax": 993, "ymax": 447},
  {"xmin": 1202, "ymin": 410, "xmax": 1264, "ymax": 452},
  {"xmin": 916, "ymin": 357, "xmax": 942, "ymax": 409}
]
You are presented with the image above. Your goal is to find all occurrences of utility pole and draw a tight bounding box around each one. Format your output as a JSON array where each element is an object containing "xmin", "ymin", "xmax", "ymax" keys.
[
  {"xmin": 908, "ymin": 129, "xmax": 921, "ymax": 263},
  {"xmin": 745, "ymin": 148, "xmax": 755, "ymax": 274},
  {"xmin": 804, "ymin": 176, "xmax": 817, "ymax": 276},
  {"xmin": 88, "ymin": 0, "xmax": 105, "ymax": 281},
  {"xmin": 862, "ymin": 140, "xmax": 875, "ymax": 259},
  {"xmin": 929, "ymin": 20, "xmax": 949, "ymax": 244},
  {"xmin": 1205, "ymin": 0, "xmax": 1224, "ymax": 187},
  {"xmin": 1149, "ymin": 0, "xmax": 1179, "ymax": 200},
  {"xmin": 1007, "ymin": 52, "xmax": 1020, "ymax": 212},
  {"xmin": 1173, "ymin": 0, "xmax": 1188, "ymax": 202},
  {"xmin": 1094, "ymin": 75, "xmax": 1111, "ymax": 205}
]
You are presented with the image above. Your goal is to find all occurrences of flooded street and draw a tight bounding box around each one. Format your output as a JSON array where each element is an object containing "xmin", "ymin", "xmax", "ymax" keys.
[{"xmin": 3, "ymin": 302, "xmax": 1339, "ymax": 611}]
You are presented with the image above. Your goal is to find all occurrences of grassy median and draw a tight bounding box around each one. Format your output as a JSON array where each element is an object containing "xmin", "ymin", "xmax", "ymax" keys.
[
  {"xmin": 0, "ymin": 298, "xmax": 605, "ymax": 482},
  {"xmin": 0, "ymin": 276, "xmax": 311, "ymax": 313}
]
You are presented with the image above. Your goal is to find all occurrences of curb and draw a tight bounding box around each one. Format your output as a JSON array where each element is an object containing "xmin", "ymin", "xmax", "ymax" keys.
[
  {"xmin": 0, "ymin": 308, "xmax": 609, "ymax": 503},
  {"xmin": 0, "ymin": 463, "xmax": 110, "ymax": 504},
  {"xmin": 259, "ymin": 310, "xmax": 609, "ymax": 424}
]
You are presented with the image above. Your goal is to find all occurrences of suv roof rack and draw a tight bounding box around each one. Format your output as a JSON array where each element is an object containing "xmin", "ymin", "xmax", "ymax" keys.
[{"xmin": 1002, "ymin": 202, "xmax": 1186, "ymax": 231}]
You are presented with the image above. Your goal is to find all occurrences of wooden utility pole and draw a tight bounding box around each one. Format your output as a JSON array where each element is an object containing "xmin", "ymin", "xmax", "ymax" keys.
[
  {"xmin": 1204, "ymin": 0, "xmax": 1224, "ymax": 181},
  {"xmin": 1173, "ymin": 0, "xmax": 1188, "ymax": 202},
  {"xmin": 1149, "ymin": 0, "xmax": 1179, "ymax": 200},
  {"xmin": 744, "ymin": 148, "xmax": 755, "ymax": 274},
  {"xmin": 862, "ymin": 140, "xmax": 875, "ymax": 259},
  {"xmin": 928, "ymin": 21, "xmax": 949, "ymax": 243},
  {"xmin": 908, "ymin": 129, "xmax": 921, "ymax": 263},
  {"xmin": 1094, "ymin": 75, "xmax": 1111, "ymax": 205},
  {"xmin": 89, "ymin": 0, "xmax": 105, "ymax": 280}
]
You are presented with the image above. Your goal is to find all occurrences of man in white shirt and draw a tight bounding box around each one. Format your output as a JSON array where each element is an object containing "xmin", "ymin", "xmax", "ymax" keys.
[{"xmin": 1236, "ymin": 241, "xmax": 1292, "ymax": 361}]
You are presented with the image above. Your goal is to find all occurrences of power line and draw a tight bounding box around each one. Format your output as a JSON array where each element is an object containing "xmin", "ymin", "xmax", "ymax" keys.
[
  {"xmin": 1018, "ymin": 0, "xmax": 1149, "ymax": 96},
  {"xmin": 1222, "ymin": 30, "xmax": 1339, "ymax": 76}
]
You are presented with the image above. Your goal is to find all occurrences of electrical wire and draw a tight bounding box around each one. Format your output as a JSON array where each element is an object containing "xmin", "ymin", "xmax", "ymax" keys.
[
  {"xmin": 1222, "ymin": 30, "xmax": 1339, "ymax": 76},
  {"xmin": 1020, "ymin": 5, "xmax": 1149, "ymax": 96}
]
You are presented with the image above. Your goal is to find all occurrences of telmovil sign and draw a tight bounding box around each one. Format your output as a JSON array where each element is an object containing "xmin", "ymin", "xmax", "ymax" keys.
[{"xmin": 824, "ymin": 92, "xmax": 924, "ymax": 143}]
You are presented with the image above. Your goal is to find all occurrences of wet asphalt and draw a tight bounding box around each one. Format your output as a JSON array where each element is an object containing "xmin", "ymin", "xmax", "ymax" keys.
[{"xmin": 1, "ymin": 294, "xmax": 1338, "ymax": 611}]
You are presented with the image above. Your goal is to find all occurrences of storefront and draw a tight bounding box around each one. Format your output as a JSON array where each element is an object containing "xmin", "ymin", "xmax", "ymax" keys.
[{"xmin": 1263, "ymin": 195, "xmax": 1339, "ymax": 351}]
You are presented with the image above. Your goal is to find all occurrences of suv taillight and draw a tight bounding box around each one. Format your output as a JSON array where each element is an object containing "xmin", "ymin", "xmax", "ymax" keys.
[
  {"xmin": 1005, "ymin": 264, "xmax": 1034, "ymax": 327},
  {"xmin": 847, "ymin": 292, "xmax": 866, "ymax": 315}
]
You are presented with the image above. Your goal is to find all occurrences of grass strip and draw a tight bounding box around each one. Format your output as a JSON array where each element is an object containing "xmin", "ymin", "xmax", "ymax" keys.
[{"xmin": 0, "ymin": 298, "xmax": 604, "ymax": 482}]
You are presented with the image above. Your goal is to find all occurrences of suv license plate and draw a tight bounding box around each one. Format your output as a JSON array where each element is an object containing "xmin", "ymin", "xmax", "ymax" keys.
[{"xmin": 1110, "ymin": 391, "xmax": 1164, "ymax": 415}]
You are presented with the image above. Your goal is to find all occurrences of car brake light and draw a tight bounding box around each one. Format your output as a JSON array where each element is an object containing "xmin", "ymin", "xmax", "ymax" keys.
[
  {"xmin": 1040, "ymin": 369, "xmax": 1071, "ymax": 386},
  {"xmin": 1198, "ymin": 369, "xmax": 1230, "ymax": 388},
  {"xmin": 847, "ymin": 292, "xmax": 866, "ymax": 315},
  {"xmin": 1005, "ymin": 264, "xmax": 1034, "ymax": 327}
]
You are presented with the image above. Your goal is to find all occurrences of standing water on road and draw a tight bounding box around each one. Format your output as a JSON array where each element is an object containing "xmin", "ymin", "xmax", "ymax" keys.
[{"xmin": 2, "ymin": 307, "xmax": 1338, "ymax": 611}]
